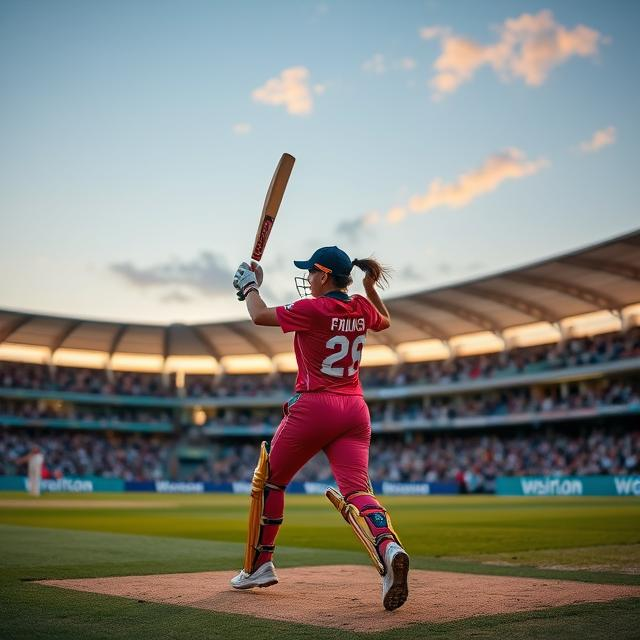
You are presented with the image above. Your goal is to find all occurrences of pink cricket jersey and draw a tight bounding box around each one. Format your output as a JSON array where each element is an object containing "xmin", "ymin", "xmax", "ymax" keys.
[{"xmin": 275, "ymin": 293, "xmax": 385, "ymax": 394}]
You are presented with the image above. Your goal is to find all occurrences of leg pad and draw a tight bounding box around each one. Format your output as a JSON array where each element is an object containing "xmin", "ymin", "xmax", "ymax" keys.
[
  {"xmin": 326, "ymin": 487, "xmax": 402, "ymax": 575},
  {"xmin": 243, "ymin": 442, "xmax": 285, "ymax": 573}
]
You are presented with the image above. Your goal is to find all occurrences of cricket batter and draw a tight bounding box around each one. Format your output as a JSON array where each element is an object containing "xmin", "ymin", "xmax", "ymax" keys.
[{"xmin": 230, "ymin": 246, "xmax": 409, "ymax": 611}]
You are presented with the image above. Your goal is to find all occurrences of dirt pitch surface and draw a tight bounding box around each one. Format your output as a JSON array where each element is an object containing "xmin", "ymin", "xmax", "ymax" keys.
[{"xmin": 38, "ymin": 565, "xmax": 640, "ymax": 633}]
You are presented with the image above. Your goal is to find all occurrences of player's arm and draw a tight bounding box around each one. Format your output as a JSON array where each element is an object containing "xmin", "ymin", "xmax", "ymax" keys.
[
  {"xmin": 245, "ymin": 290, "xmax": 279, "ymax": 326},
  {"xmin": 233, "ymin": 262, "xmax": 279, "ymax": 326},
  {"xmin": 364, "ymin": 276, "xmax": 391, "ymax": 331}
]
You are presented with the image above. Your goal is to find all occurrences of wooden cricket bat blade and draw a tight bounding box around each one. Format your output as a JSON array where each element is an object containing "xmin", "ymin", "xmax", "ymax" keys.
[{"xmin": 251, "ymin": 153, "xmax": 295, "ymax": 262}]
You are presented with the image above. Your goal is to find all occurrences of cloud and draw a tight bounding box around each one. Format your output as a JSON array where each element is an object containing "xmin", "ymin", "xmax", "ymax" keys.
[
  {"xmin": 421, "ymin": 10, "xmax": 606, "ymax": 98},
  {"xmin": 579, "ymin": 126, "xmax": 616, "ymax": 153},
  {"xmin": 232, "ymin": 122, "xmax": 252, "ymax": 135},
  {"xmin": 252, "ymin": 67, "xmax": 315, "ymax": 116},
  {"xmin": 406, "ymin": 148, "xmax": 547, "ymax": 215},
  {"xmin": 419, "ymin": 25, "xmax": 451, "ymax": 41},
  {"xmin": 358, "ymin": 149, "xmax": 545, "ymax": 229},
  {"xmin": 160, "ymin": 290, "xmax": 192, "ymax": 304},
  {"xmin": 110, "ymin": 251, "xmax": 234, "ymax": 297},
  {"xmin": 386, "ymin": 206, "xmax": 407, "ymax": 223},
  {"xmin": 335, "ymin": 210, "xmax": 380, "ymax": 241},
  {"xmin": 365, "ymin": 149, "xmax": 546, "ymax": 227}
]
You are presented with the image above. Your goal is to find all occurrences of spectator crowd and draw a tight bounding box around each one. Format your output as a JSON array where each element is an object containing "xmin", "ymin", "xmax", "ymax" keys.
[
  {"xmin": 0, "ymin": 378, "xmax": 638, "ymax": 431},
  {"xmin": 0, "ymin": 430, "xmax": 170, "ymax": 481},
  {"xmin": 368, "ymin": 379, "xmax": 640, "ymax": 423},
  {"xmin": 0, "ymin": 364, "xmax": 172, "ymax": 396},
  {"xmin": 360, "ymin": 328, "xmax": 640, "ymax": 388},
  {"xmin": 1, "ymin": 427, "xmax": 637, "ymax": 491},
  {"xmin": 0, "ymin": 399, "xmax": 172, "ymax": 426},
  {"xmin": 187, "ymin": 378, "xmax": 640, "ymax": 431},
  {"xmin": 1, "ymin": 328, "xmax": 638, "ymax": 398},
  {"xmin": 1, "ymin": 327, "xmax": 638, "ymax": 491}
]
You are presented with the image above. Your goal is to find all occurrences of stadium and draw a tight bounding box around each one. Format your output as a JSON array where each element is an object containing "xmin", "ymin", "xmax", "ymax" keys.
[
  {"xmin": 2, "ymin": 2, "xmax": 640, "ymax": 638},
  {"xmin": 2, "ymin": 229, "xmax": 640, "ymax": 637},
  {"xmin": 2, "ymin": 230, "xmax": 640, "ymax": 494}
]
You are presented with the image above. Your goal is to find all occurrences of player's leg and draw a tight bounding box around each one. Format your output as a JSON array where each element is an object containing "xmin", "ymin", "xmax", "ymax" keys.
[
  {"xmin": 324, "ymin": 427, "xmax": 401, "ymax": 563},
  {"xmin": 323, "ymin": 397, "xmax": 409, "ymax": 610},
  {"xmin": 253, "ymin": 392, "xmax": 346, "ymax": 567},
  {"xmin": 230, "ymin": 440, "xmax": 283, "ymax": 589},
  {"xmin": 231, "ymin": 394, "xmax": 329, "ymax": 589}
]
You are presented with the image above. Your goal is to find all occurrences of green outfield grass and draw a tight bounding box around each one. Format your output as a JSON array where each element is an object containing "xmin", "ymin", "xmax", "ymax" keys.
[{"xmin": 1, "ymin": 492, "xmax": 639, "ymax": 639}]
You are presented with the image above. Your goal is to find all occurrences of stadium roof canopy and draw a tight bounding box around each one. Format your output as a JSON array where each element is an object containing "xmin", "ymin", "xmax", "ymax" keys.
[{"xmin": 1, "ymin": 229, "xmax": 639, "ymax": 372}]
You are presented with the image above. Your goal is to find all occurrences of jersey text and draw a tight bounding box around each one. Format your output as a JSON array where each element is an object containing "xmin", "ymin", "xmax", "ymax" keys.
[{"xmin": 331, "ymin": 317, "xmax": 365, "ymax": 332}]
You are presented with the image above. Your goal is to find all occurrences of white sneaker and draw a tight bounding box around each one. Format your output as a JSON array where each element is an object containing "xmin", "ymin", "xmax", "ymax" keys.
[
  {"xmin": 382, "ymin": 542, "xmax": 409, "ymax": 611},
  {"xmin": 230, "ymin": 561, "xmax": 278, "ymax": 590}
]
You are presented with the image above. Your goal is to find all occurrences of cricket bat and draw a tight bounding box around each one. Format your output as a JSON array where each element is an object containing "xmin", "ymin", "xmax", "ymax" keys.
[{"xmin": 251, "ymin": 153, "xmax": 295, "ymax": 262}]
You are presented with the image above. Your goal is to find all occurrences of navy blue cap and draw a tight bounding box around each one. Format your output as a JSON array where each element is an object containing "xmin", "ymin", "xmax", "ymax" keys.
[{"xmin": 294, "ymin": 246, "xmax": 353, "ymax": 277}]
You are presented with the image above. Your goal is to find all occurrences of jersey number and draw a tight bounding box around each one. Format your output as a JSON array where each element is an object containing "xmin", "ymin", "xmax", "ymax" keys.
[{"xmin": 320, "ymin": 335, "xmax": 366, "ymax": 377}]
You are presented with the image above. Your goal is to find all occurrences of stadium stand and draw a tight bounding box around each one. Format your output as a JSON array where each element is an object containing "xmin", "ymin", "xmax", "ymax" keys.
[
  {"xmin": 2, "ymin": 426, "xmax": 638, "ymax": 489},
  {"xmin": 0, "ymin": 326, "xmax": 638, "ymax": 397},
  {"xmin": 1, "ymin": 230, "xmax": 639, "ymax": 492}
]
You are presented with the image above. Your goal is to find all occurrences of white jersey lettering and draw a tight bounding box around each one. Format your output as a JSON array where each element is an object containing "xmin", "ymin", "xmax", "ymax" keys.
[{"xmin": 330, "ymin": 317, "xmax": 365, "ymax": 332}]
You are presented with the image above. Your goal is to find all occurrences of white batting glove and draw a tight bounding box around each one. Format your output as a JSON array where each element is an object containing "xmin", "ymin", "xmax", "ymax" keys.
[
  {"xmin": 233, "ymin": 262, "xmax": 264, "ymax": 287},
  {"xmin": 233, "ymin": 262, "xmax": 251, "ymax": 288},
  {"xmin": 233, "ymin": 262, "xmax": 260, "ymax": 301}
]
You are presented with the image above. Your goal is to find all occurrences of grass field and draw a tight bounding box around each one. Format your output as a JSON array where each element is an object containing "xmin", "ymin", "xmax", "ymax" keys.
[{"xmin": 1, "ymin": 492, "xmax": 639, "ymax": 638}]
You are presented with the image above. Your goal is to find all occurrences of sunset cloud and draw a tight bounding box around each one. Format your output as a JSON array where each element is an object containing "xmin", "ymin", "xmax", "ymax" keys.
[
  {"xmin": 252, "ymin": 66, "xmax": 314, "ymax": 115},
  {"xmin": 361, "ymin": 149, "xmax": 547, "ymax": 228},
  {"xmin": 335, "ymin": 210, "xmax": 381, "ymax": 240},
  {"xmin": 406, "ymin": 149, "xmax": 547, "ymax": 215},
  {"xmin": 579, "ymin": 126, "xmax": 616, "ymax": 153},
  {"xmin": 160, "ymin": 290, "xmax": 192, "ymax": 304},
  {"xmin": 110, "ymin": 252, "xmax": 232, "ymax": 297},
  {"xmin": 420, "ymin": 26, "xmax": 451, "ymax": 41},
  {"xmin": 421, "ymin": 10, "xmax": 606, "ymax": 98},
  {"xmin": 386, "ymin": 206, "xmax": 407, "ymax": 223}
]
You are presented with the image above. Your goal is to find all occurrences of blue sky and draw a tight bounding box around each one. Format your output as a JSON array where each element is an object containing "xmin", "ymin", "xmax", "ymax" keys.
[{"xmin": 1, "ymin": 0, "xmax": 638, "ymax": 324}]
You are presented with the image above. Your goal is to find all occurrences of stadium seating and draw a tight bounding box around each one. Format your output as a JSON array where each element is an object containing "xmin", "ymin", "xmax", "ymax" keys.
[{"xmin": 1, "ymin": 327, "xmax": 638, "ymax": 490}]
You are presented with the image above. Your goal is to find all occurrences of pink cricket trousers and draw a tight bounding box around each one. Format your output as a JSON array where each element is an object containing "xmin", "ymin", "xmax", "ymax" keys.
[
  {"xmin": 253, "ymin": 391, "xmax": 396, "ymax": 569},
  {"xmin": 270, "ymin": 391, "xmax": 372, "ymax": 493}
]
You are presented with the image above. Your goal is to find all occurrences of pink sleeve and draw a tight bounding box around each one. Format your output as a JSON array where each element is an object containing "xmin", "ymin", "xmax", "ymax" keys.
[
  {"xmin": 361, "ymin": 297, "xmax": 385, "ymax": 332},
  {"xmin": 275, "ymin": 299, "xmax": 315, "ymax": 333}
]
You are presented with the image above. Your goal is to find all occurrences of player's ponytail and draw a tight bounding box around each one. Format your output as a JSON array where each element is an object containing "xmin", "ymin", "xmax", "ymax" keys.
[
  {"xmin": 351, "ymin": 257, "xmax": 392, "ymax": 289},
  {"xmin": 330, "ymin": 256, "xmax": 391, "ymax": 290}
]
